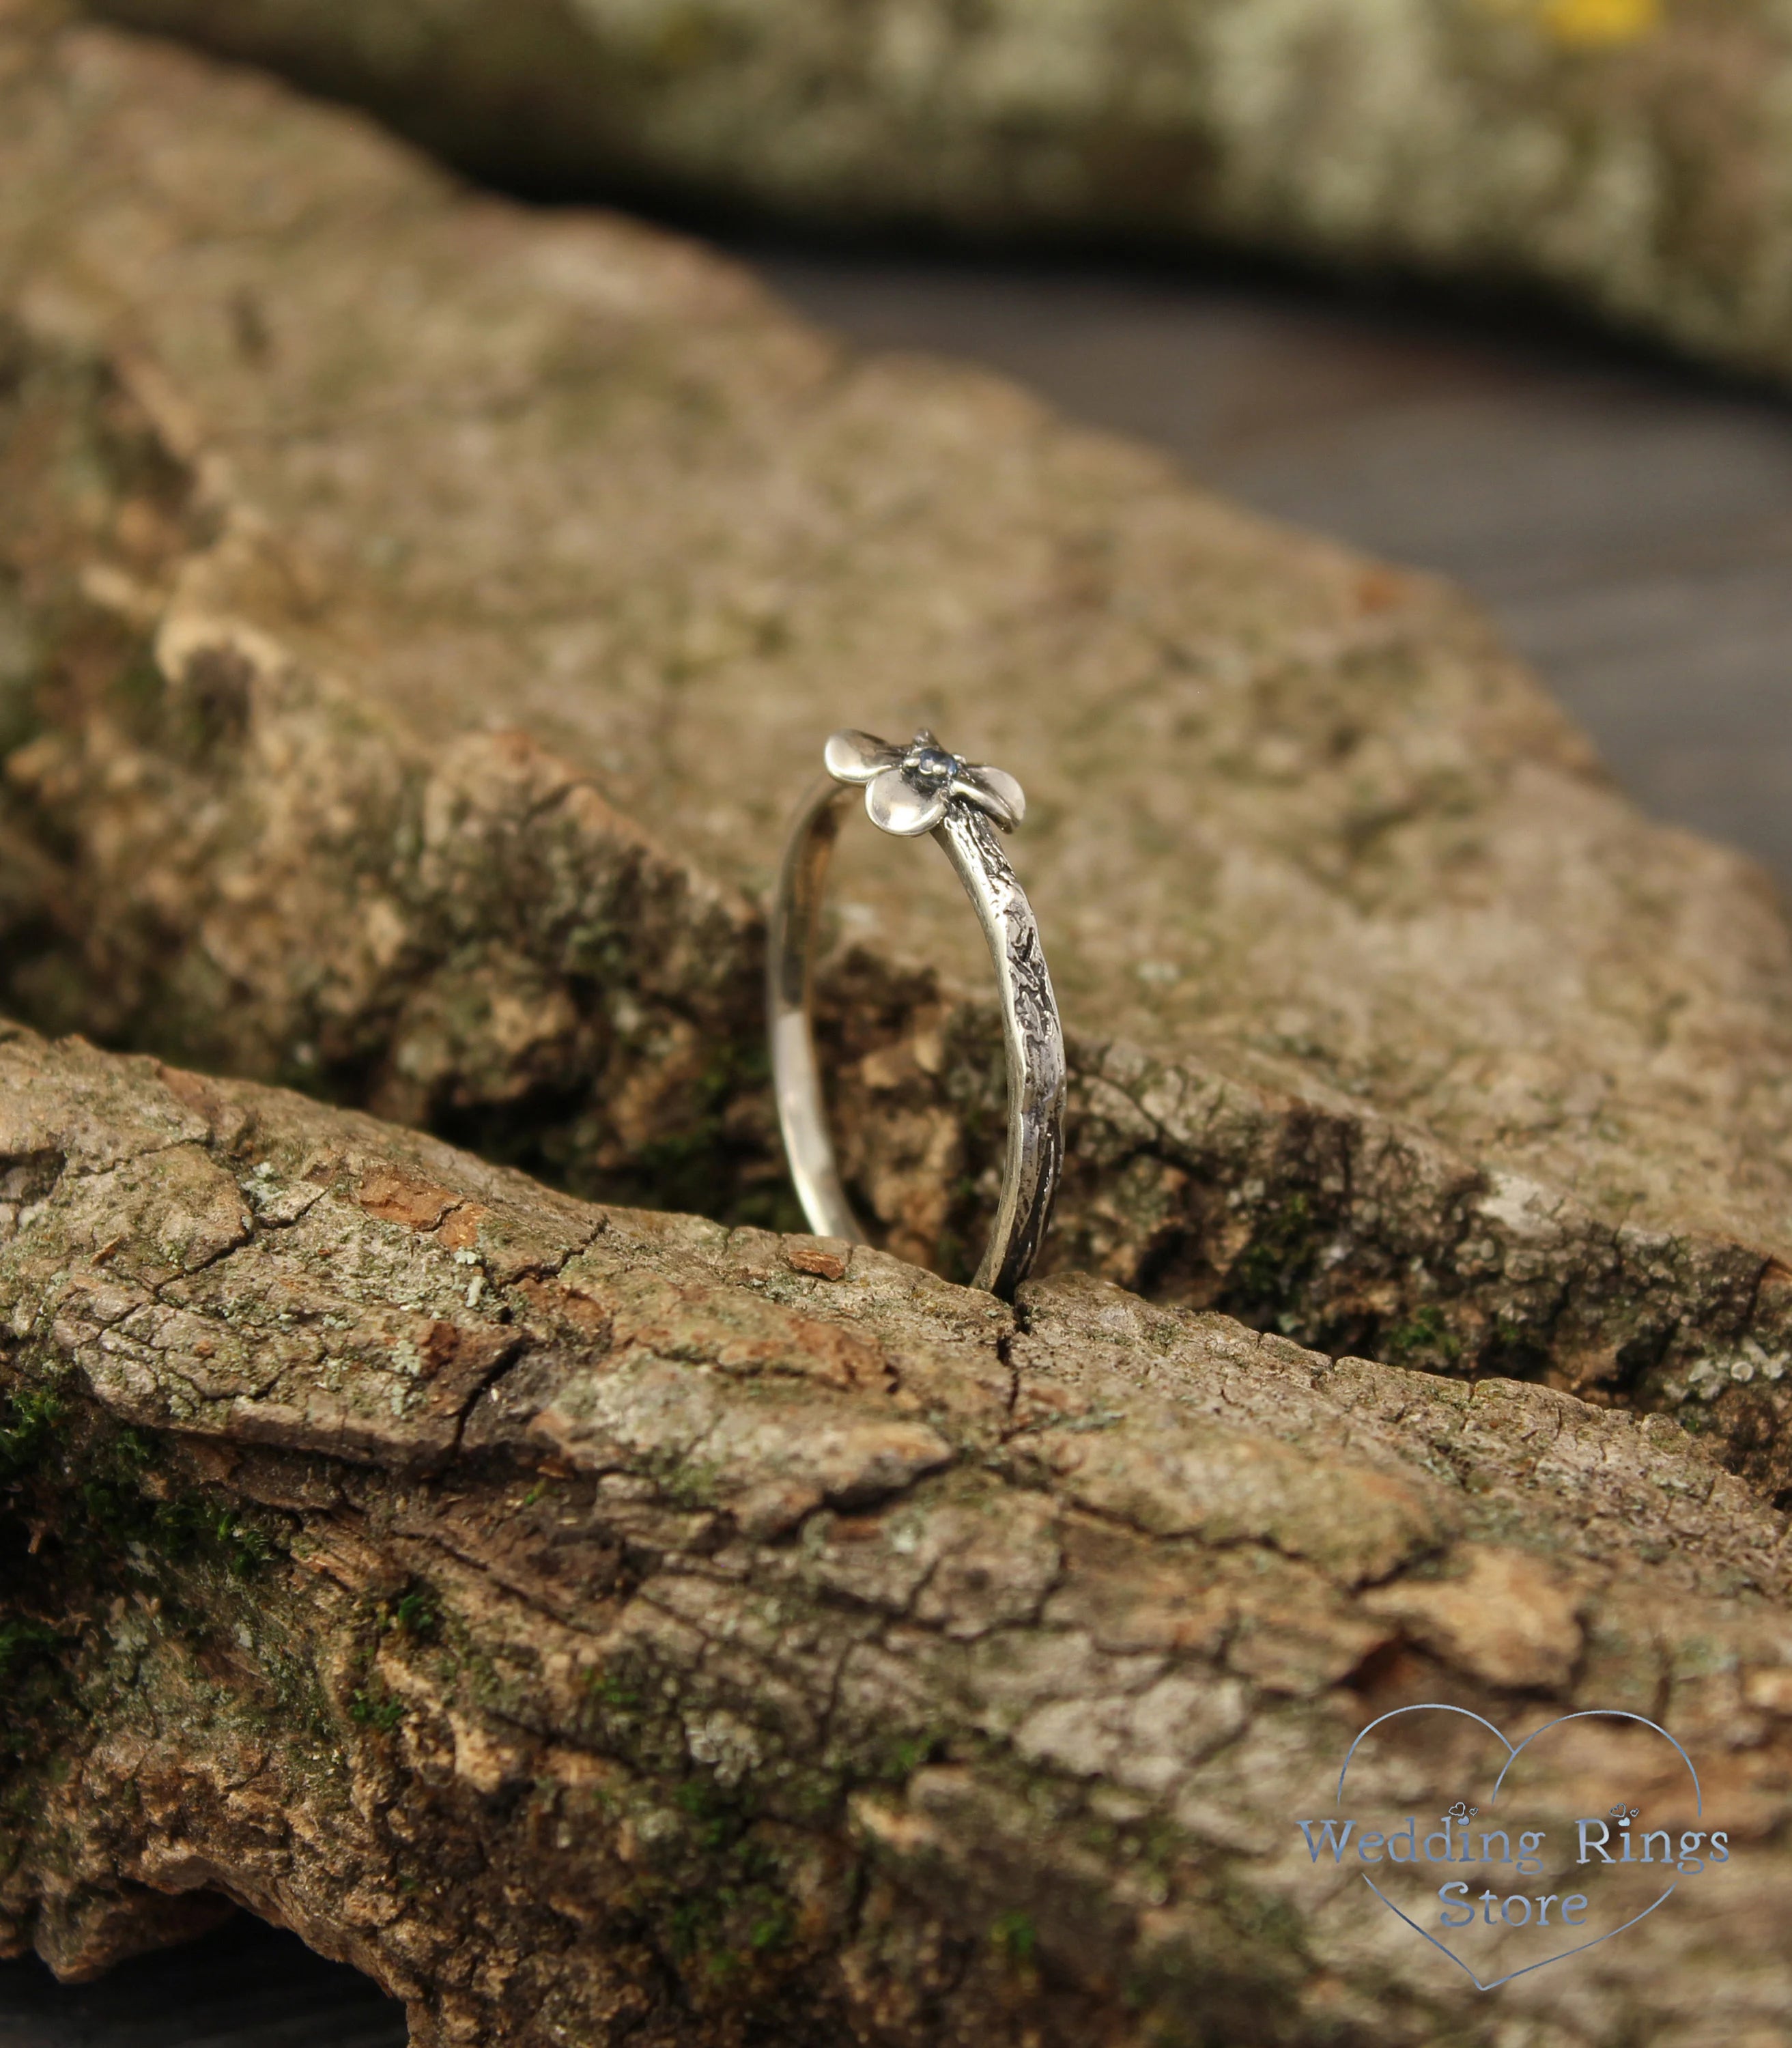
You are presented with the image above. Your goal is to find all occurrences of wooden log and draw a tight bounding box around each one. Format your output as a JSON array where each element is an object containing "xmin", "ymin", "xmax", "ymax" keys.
[
  {"xmin": 3, "ymin": 1024, "xmax": 1791, "ymax": 2044},
  {"xmin": 5, "ymin": 12, "xmax": 1792, "ymax": 1492}
]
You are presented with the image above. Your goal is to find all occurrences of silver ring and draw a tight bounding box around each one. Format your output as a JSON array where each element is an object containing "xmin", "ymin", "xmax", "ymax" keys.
[{"xmin": 767, "ymin": 728, "xmax": 1066, "ymax": 1299}]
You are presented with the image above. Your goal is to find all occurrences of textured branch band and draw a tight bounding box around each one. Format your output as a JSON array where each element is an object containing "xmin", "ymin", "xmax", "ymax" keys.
[{"xmin": 767, "ymin": 729, "xmax": 1066, "ymax": 1298}]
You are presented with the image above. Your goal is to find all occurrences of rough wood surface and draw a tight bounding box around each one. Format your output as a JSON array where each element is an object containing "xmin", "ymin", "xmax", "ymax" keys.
[
  {"xmin": 4, "ymin": 1023, "xmax": 1792, "ymax": 2046},
  {"xmin": 80, "ymin": 0, "xmax": 1792, "ymax": 389},
  {"xmin": 7, "ymin": 9, "xmax": 1792, "ymax": 1490},
  {"xmin": 757, "ymin": 252, "xmax": 1792, "ymax": 892}
]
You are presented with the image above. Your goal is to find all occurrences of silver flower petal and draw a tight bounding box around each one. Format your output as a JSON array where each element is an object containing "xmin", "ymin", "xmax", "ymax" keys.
[
  {"xmin": 824, "ymin": 729, "xmax": 904, "ymax": 785},
  {"xmin": 956, "ymin": 763, "xmax": 1026, "ymax": 829},
  {"xmin": 866, "ymin": 768, "xmax": 948, "ymax": 836}
]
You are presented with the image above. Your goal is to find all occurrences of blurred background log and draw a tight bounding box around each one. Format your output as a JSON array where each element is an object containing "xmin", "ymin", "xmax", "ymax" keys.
[{"xmin": 82, "ymin": 0, "xmax": 1792, "ymax": 390}]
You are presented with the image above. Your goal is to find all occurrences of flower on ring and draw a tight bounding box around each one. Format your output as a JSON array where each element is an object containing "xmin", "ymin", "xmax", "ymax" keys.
[{"xmin": 823, "ymin": 728, "xmax": 1027, "ymax": 838}]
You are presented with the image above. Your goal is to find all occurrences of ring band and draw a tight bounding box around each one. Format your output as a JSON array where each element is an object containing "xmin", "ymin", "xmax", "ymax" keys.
[{"xmin": 767, "ymin": 728, "xmax": 1066, "ymax": 1299}]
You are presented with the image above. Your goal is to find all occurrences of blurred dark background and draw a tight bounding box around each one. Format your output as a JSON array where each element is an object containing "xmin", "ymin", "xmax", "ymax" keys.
[
  {"xmin": 0, "ymin": 1917, "xmax": 406, "ymax": 2047},
  {"xmin": 8, "ymin": 112, "xmax": 1792, "ymax": 2048}
]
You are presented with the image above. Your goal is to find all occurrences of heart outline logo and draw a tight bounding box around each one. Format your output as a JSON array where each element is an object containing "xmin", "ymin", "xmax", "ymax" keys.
[{"xmin": 1335, "ymin": 1704, "xmax": 1703, "ymax": 1991}]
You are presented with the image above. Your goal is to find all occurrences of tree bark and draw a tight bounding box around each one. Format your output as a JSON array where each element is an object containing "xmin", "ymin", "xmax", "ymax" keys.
[
  {"xmin": 5, "ymin": 10, "xmax": 1792, "ymax": 1495},
  {"xmin": 3, "ymin": 1022, "xmax": 1792, "ymax": 2046},
  {"xmin": 79, "ymin": 0, "xmax": 1792, "ymax": 390}
]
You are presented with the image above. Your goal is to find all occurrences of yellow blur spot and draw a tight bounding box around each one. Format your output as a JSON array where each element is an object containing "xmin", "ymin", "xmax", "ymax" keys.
[
  {"xmin": 1480, "ymin": 0, "xmax": 1663, "ymax": 44},
  {"xmin": 1538, "ymin": 0, "xmax": 1662, "ymax": 45}
]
